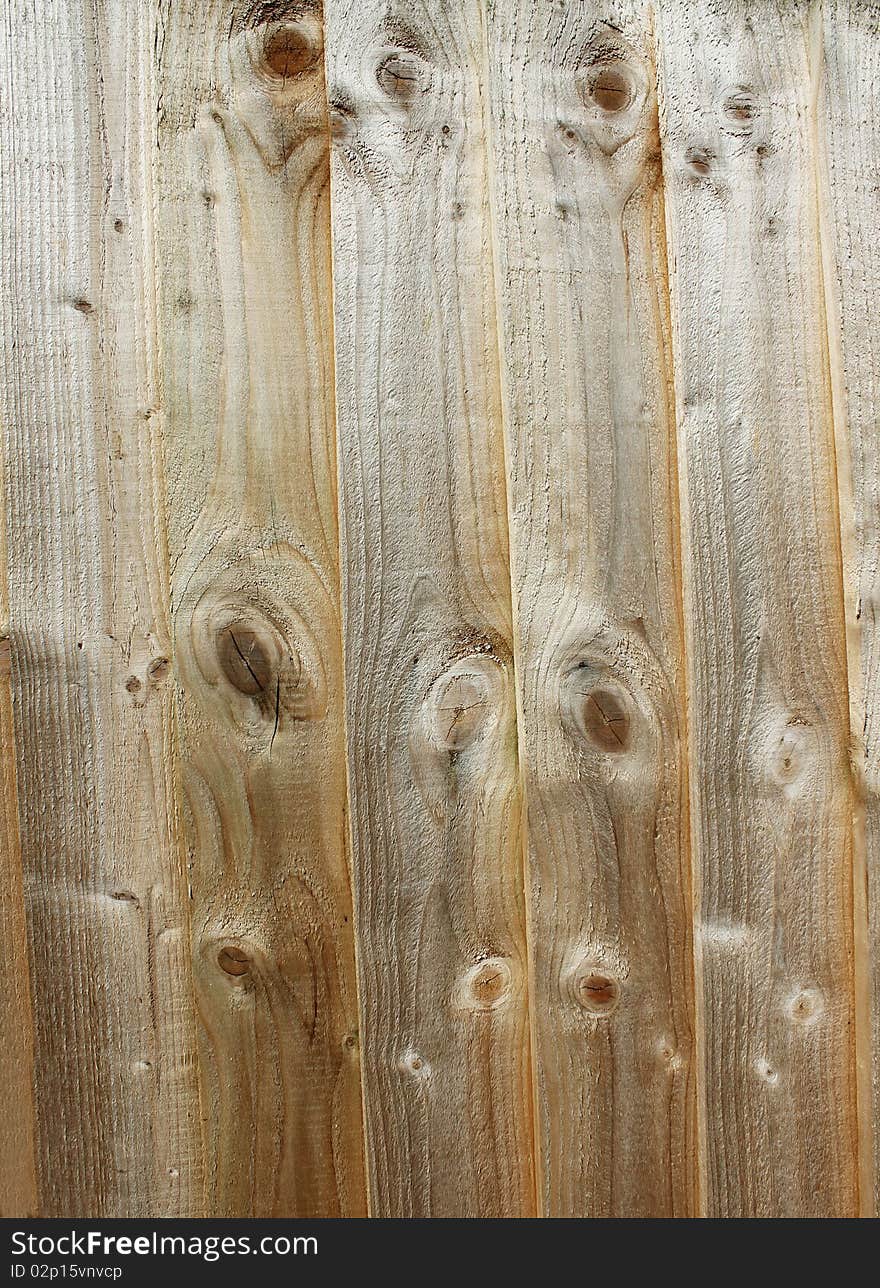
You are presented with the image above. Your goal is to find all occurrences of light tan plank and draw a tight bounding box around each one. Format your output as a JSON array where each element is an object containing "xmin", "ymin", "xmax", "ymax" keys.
[
  {"xmin": 658, "ymin": 0, "xmax": 859, "ymax": 1216},
  {"xmin": 156, "ymin": 1, "xmax": 366, "ymax": 1216},
  {"xmin": 0, "ymin": 0, "xmax": 203, "ymax": 1214},
  {"xmin": 485, "ymin": 0, "xmax": 696, "ymax": 1216},
  {"xmin": 325, "ymin": 0, "xmax": 536, "ymax": 1216},
  {"xmin": 817, "ymin": 0, "xmax": 880, "ymax": 1214}
]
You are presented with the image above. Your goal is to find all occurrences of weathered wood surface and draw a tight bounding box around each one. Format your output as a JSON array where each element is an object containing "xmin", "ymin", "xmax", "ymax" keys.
[
  {"xmin": 819, "ymin": 0, "xmax": 879, "ymax": 1214},
  {"xmin": 485, "ymin": 0, "xmax": 695, "ymax": 1216},
  {"xmin": 325, "ymin": 0, "xmax": 535, "ymax": 1217},
  {"xmin": 156, "ymin": 1, "xmax": 366, "ymax": 1216},
  {"xmin": 0, "ymin": 0, "xmax": 203, "ymax": 1215},
  {"xmin": 658, "ymin": 0, "xmax": 860, "ymax": 1217},
  {"xmin": 2, "ymin": 0, "xmax": 880, "ymax": 1220},
  {"xmin": 0, "ymin": 393, "xmax": 36, "ymax": 1220}
]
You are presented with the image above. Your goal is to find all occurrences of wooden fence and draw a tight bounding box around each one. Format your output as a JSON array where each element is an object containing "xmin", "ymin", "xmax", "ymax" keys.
[{"xmin": 1, "ymin": 0, "xmax": 879, "ymax": 1218}]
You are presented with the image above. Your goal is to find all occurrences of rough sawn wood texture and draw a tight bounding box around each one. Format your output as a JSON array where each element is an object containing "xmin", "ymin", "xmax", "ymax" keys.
[{"xmin": 0, "ymin": 0, "xmax": 877, "ymax": 1219}]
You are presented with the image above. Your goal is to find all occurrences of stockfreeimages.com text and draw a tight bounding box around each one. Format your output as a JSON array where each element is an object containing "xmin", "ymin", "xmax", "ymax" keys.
[{"xmin": 11, "ymin": 1231, "xmax": 316, "ymax": 1263}]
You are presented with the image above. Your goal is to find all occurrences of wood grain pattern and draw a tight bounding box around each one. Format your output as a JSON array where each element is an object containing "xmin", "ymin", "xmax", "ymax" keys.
[
  {"xmin": 0, "ymin": 0, "xmax": 203, "ymax": 1215},
  {"xmin": 485, "ymin": 0, "xmax": 696, "ymax": 1217},
  {"xmin": 817, "ymin": 0, "xmax": 879, "ymax": 1214},
  {"xmin": 0, "ymin": 401, "xmax": 37, "ymax": 1220},
  {"xmin": 3, "ymin": 0, "xmax": 880, "ymax": 1221},
  {"xmin": 156, "ymin": 0, "xmax": 366, "ymax": 1216},
  {"xmin": 325, "ymin": 0, "xmax": 535, "ymax": 1217},
  {"xmin": 658, "ymin": 0, "xmax": 860, "ymax": 1217}
]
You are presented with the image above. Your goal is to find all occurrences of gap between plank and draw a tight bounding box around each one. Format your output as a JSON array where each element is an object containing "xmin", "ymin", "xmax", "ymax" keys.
[{"xmin": 476, "ymin": 0, "xmax": 544, "ymax": 1222}]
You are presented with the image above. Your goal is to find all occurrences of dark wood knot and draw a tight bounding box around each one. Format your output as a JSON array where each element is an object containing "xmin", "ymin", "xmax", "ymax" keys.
[
  {"xmin": 217, "ymin": 624, "xmax": 274, "ymax": 697},
  {"xmin": 262, "ymin": 22, "xmax": 322, "ymax": 80}
]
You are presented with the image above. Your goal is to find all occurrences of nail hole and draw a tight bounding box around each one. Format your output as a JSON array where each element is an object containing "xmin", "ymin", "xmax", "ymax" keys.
[
  {"xmin": 398, "ymin": 1047, "xmax": 431, "ymax": 1078},
  {"xmin": 756, "ymin": 1057, "xmax": 779, "ymax": 1085},
  {"xmin": 788, "ymin": 987, "xmax": 823, "ymax": 1025}
]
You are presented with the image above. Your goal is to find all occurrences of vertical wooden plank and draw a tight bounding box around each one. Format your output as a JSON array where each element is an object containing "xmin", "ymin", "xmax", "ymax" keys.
[
  {"xmin": 485, "ymin": 1, "xmax": 696, "ymax": 1216},
  {"xmin": 0, "ymin": 0, "xmax": 203, "ymax": 1214},
  {"xmin": 324, "ymin": 0, "xmax": 535, "ymax": 1216},
  {"xmin": 0, "ymin": 459, "xmax": 37, "ymax": 1218},
  {"xmin": 818, "ymin": 0, "xmax": 879, "ymax": 1214},
  {"xmin": 658, "ymin": 0, "xmax": 859, "ymax": 1216},
  {"xmin": 156, "ymin": 1, "xmax": 366, "ymax": 1215}
]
